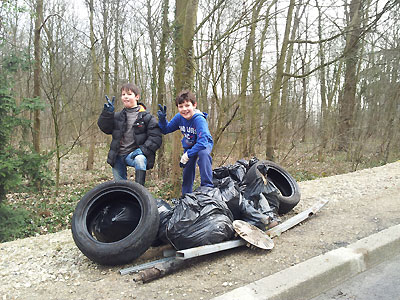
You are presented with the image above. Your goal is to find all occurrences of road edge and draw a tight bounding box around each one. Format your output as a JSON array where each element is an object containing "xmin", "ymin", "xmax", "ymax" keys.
[{"xmin": 211, "ymin": 223, "xmax": 400, "ymax": 300}]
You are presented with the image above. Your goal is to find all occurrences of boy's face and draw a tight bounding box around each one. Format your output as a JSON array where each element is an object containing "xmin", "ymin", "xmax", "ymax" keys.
[
  {"xmin": 178, "ymin": 100, "xmax": 197, "ymax": 120},
  {"xmin": 121, "ymin": 89, "xmax": 139, "ymax": 108}
]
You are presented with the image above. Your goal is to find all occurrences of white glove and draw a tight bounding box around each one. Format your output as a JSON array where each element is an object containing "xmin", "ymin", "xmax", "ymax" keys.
[{"xmin": 180, "ymin": 152, "xmax": 189, "ymax": 166}]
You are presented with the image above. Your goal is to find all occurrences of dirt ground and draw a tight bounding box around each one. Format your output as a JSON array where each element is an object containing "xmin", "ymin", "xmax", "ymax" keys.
[{"xmin": 1, "ymin": 161, "xmax": 399, "ymax": 300}]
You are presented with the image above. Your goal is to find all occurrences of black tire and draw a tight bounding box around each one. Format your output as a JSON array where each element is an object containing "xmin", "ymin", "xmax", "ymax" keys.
[
  {"xmin": 71, "ymin": 180, "xmax": 159, "ymax": 266},
  {"xmin": 243, "ymin": 160, "xmax": 300, "ymax": 215}
]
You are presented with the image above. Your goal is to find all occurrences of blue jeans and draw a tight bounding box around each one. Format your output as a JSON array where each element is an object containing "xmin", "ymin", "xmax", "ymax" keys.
[
  {"xmin": 182, "ymin": 147, "xmax": 213, "ymax": 195},
  {"xmin": 112, "ymin": 149, "xmax": 147, "ymax": 180}
]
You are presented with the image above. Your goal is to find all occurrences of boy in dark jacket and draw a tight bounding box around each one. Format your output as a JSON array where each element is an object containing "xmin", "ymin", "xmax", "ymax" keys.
[
  {"xmin": 157, "ymin": 90, "xmax": 214, "ymax": 195},
  {"xmin": 98, "ymin": 83, "xmax": 162, "ymax": 185}
]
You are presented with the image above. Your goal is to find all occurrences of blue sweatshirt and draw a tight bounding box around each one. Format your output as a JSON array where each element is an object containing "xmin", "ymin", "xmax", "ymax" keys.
[{"xmin": 158, "ymin": 110, "xmax": 214, "ymax": 158}]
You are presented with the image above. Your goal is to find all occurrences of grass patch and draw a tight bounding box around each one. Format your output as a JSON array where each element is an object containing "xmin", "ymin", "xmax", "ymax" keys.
[
  {"xmin": 0, "ymin": 203, "xmax": 35, "ymax": 242},
  {"xmin": 4, "ymin": 186, "xmax": 89, "ymax": 241}
]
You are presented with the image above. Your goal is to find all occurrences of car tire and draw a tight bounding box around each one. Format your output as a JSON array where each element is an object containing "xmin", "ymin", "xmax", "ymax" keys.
[
  {"xmin": 71, "ymin": 180, "xmax": 159, "ymax": 266},
  {"xmin": 243, "ymin": 160, "xmax": 300, "ymax": 215}
]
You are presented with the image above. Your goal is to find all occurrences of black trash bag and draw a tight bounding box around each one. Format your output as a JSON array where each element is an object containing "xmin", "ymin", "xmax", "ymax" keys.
[
  {"xmin": 212, "ymin": 161, "xmax": 247, "ymax": 184},
  {"xmin": 212, "ymin": 175, "xmax": 269, "ymax": 228},
  {"xmin": 235, "ymin": 158, "xmax": 249, "ymax": 170},
  {"xmin": 236, "ymin": 157, "xmax": 259, "ymax": 171},
  {"xmin": 212, "ymin": 166, "xmax": 231, "ymax": 181},
  {"xmin": 90, "ymin": 201, "xmax": 140, "ymax": 243},
  {"xmin": 262, "ymin": 181, "xmax": 281, "ymax": 215},
  {"xmin": 166, "ymin": 186, "xmax": 235, "ymax": 250},
  {"xmin": 237, "ymin": 194, "xmax": 270, "ymax": 229},
  {"xmin": 228, "ymin": 163, "xmax": 247, "ymax": 183},
  {"xmin": 211, "ymin": 160, "xmax": 278, "ymax": 229},
  {"xmin": 238, "ymin": 190, "xmax": 282, "ymax": 230},
  {"xmin": 231, "ymin": 163, "xmax": 281, "ymax": 229},
  {"xmin": 152, "ymin": 199, "xmax": 173, "ymax": 247},
  {"xmin": 241, "ymin": 164, "xmax": 280, "ymax": 212},
  {"xmin": 215, "ymin": 176, "xmax": 242, "ymax": 220},
  {"xmin": 242, "ymin": 159, "xmax": 301, "ymax": 214},
  {"xmin": 248, "ymin": 157, "xmax": 260, "ymax": 168}
]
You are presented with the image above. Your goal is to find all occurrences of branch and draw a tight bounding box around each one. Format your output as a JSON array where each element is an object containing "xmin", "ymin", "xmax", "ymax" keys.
[
  {"xmin": 284, "ymin": 0, "xmax": 398, "ymax": 79},
  {"xmin": 289, "ymin": 31, "xmax": 344, "ymax": 44},
  {"xmin": 38, "ymin": 13, "xmax": 62, "ymax": 32},
  {"xmin": 220, "ymin": 138, "xmax": 239, "ymax": 167},
  {"xmin": 288, "ymin": 0, "xmax": 398, "ymax": 46},
  {"xmin": 194, "ymin": 0, "xmax": 226, "ymax": 36},
  {"xmin": 213, "ymin": 105, "xmax": 239, "ymax": 146},
  {"xmin": 283, "ymin": 54, "xmax": 344, "ymax": 78}
]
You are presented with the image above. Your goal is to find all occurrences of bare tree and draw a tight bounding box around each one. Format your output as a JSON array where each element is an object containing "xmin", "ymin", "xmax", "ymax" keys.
[
  {"xmin": 238, "ymin": 0, "xmax": 265, "ymax": 157},
  {"xmin": 266, "ymin": 0, "xmax": 295, "ymax": 159},
  {"xmin": 338, "ymin": 0, "xmax": 363, "ymax": 151},
  {"xmin": 33, "ymin": 0, "xmax": 43, "ymax": 153},
  {"xmin": 112, "ymin": 0, "xmax": 122, "ymax": 95},
  {"xmin": 279, "ymin": 2, "xmax": 303, "ymax": 142},
  {"xmin": 249, "ymin": 0, "xmax": 277, "ymax": 156},
  {"xmin": 156, "ymin": 0, "xmax": 170, "ymax": 177},
  {"xmin": 86, "ymin": 0, "xmax": 101, "ymax": 171},
  {"xmin": 102, "ymin": 0, "xmax": 111, "ymax": 95},
  {"xmin": 172, "ymin": 0, "xmax": 199, "ymax": 196},
  {"xmin": 146, "ymin": 0, "xmax": 159, "ymax": 108}
]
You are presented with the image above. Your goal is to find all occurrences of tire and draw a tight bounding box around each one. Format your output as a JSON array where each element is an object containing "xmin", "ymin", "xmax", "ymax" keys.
[
  {"xmin": 243, "ymin": 160, "xmax": 300, "ymax": 215},
  {"xmin": 71, "ymin": 180, "xmax": 159, "ymax": 266}
]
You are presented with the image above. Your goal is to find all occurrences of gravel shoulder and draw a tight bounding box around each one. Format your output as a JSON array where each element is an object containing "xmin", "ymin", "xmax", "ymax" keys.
[{"xmin": 1, "ymin": 161, "xmax": 400, "ymax": 300}]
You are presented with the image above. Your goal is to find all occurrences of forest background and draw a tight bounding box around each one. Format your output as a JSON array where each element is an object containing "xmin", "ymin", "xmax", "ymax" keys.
[{"xmin": 0, "ymin": 0, "xmax": 399, "ymax": 242}]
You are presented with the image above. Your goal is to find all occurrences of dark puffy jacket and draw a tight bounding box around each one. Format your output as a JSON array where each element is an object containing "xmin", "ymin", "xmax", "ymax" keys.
[{"xmin": 97, "ymin": 105, "xmax": 162, "ymax": 169}]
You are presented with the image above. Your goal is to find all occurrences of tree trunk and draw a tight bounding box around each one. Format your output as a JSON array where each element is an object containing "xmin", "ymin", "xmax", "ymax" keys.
[
  {"xmin": 103, "ymin": 0, "xmax": 110, "ymax": 95},
  {"xmin": 338, "ymin": 0, "xmax": 362, "ymax": 151},
  {"xmin": 113, "ymin": 0, "xmax": 120, "ymax": 95},
  {"xmin": 316, "ymin": 0, "xmax": 328, "ymax": 161},
  {"xmin": 86, "ymin": 0, "xmax": 100, "ymax": 171},
  {"xmin": 279, "ymin": 3, "xmax": 302, "ymax": 142},
  {"xmin": 301, "ymin": 59, "xmax": 307, "ymax": 142},
  {"xmin": 266, "ymin": 0, "xmax": 295, "ymax": 159},
  {"xmin": 33, "ymin": 0, "xmax": 43, "ymax": 153},
  {"xmin": 147, "ymin": 0, "xmax": 158, "ymax": 109},
  {"xmin": 250, "ymin": 0, "xmax": 276, "ymax": 156},
  {"xmin": 174, "ymin": 0, "xmax": 198, "ymax": 91},
  {"xmin": 239, "ymin": 1, "xmax": 263, "ymax": 157},
  {"xmin": 173, "ymin": 0, "xmax": 199, "ymax": 196},
  {"xmin": 156, "ymin": 0, "xmax": 170, "ymax": 177}
]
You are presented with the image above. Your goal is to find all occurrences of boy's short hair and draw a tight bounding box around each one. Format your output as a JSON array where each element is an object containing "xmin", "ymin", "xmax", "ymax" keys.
[
  {"xmin": 175, "ymin": 90, "xmax": 196, "ymax": 106},
  {"xmin": 121, "ymin": 83, "xmax": 141, "ymax": 96}
]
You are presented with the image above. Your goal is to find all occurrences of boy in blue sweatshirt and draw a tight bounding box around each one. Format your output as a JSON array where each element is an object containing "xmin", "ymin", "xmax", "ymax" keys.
[{"xmin": 157, "ymin": 90, "xmax": 214, "ymax": 195}]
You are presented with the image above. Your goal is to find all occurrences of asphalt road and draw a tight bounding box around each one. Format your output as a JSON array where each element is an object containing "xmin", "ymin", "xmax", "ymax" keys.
[{"xmin": 310, "ymin": 254, "xmax": 400, "ymax": 300}]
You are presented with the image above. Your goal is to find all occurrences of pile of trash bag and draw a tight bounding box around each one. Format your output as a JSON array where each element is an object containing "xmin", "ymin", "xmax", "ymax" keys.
[{"xmin": 155, "ymin": 157, "xmax": 293, "ymax": 251}]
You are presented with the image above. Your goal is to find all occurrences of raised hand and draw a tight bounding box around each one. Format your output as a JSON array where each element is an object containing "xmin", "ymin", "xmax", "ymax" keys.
[
  {"xmin": 104, "ymin": 95, "xmax": 115, "ymax": 112},
  {"xmin": 157, "ymin": 104, "xmax": 167, "ymax": 120}
]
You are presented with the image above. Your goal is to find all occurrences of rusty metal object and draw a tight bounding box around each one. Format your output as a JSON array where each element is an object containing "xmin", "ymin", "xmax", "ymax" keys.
[{"xmin": 136, "ymin": 257, "xmax": 186, "ymax": 283}]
